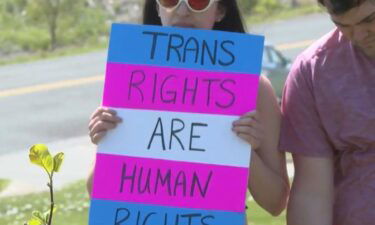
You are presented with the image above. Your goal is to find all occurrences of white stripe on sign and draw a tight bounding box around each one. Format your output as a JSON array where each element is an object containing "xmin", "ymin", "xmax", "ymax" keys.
[{"xmin": 98, "ymin": 108, "xmax": 251, "ymax": 167}]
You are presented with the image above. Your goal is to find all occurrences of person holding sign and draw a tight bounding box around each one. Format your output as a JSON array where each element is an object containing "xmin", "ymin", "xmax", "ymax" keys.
[
  {"xmin": 280, "ymin": 0, "xmax": 375, "ymax": 225},
  {"xmin": 87, "ymin": 0, "xmax": 290, "ymax": 220}
]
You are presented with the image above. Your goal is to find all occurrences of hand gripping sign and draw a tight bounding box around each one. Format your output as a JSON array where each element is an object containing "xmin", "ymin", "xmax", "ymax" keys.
[{"xmin": 89, "ymin": 23, "xmax": 264, "ymax": 225}]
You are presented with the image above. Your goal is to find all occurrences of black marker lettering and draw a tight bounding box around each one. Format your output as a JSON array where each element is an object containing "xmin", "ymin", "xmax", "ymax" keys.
[
  {"xmin": 202, "ymin": 79, "xmax": 220, "ymax": 106},
  {"xmin": 173, "ymin": 171, "xmax": 187, "ymax": 196},
  {"xmin": 143, "ymin": 31, "xmax": 168, "ymax": 60},
  {"xmin": 201, "ymin": 40, "xmax": 218, "ymax": 65},
  {"xmin": 114, "ymin": 208, "xmax": 130, "ymax": 225},
  {"xmin": 189, "ymin": 123, "xmax": 207, "ymax": 152},
  {"xmin": 182, "ymin": 77, "xmax": 198, "ymax": 105},
  {"xmin": 216, "ymin": 79, "xmax": 236, "ymax": 109},
  {"xmin": 190, "ymin": 171, "xmax": 213, "ymax": 198},
  {"xmin": 219, "ymin": 40, "xmax": 235, "ymax": 66},
  {"xmin": 161, "ymin": 75, "xmax": 177, "ymax": 103},
  {"xmin": 128, "ymin": 70, "xmax": 145, "ymax": 102},
  {"xmin": 169, "ymin": 118, "xmax": 185, "ymax": 150},
  {"xmin": 183, "ymin": 37, "xmax": 200, "ymax": 63},
  {"xmin": 154, "ymin": 168, "xmax": 172, "ymax": 195},
  {"xmin": 167, "ymin": 34, "xmax": 184, "ymax": 62},
  {"xmin": 147, "ymin": 117, "xmax": 166, "ymax": 150},
  {"xmin": 119, "ymin": 164, "xmax": 136, "ymax": 193}
]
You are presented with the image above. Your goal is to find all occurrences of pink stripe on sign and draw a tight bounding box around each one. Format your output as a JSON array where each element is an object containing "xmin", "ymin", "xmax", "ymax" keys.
[
  {"xmin": 92, "ymin": 153, "xmax": 249, "ymax": 212},
  {"xmin": 102, "ymin": 63, "xmax": 259, "ymax": 116}
]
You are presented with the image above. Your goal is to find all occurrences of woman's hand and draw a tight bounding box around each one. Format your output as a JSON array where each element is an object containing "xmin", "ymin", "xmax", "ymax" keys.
[
  {"xmin": 88, "ymin": 107, "xmax": 122, "ymax": 144},
  {"xmin": 232, "ymin": 110, "xmax": 264, "ymax": 150}
]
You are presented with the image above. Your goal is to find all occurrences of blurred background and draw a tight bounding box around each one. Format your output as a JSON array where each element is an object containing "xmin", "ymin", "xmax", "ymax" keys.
[{"xmin": 0, "ymin": 0, "xmax": 334, "ymax": 224}]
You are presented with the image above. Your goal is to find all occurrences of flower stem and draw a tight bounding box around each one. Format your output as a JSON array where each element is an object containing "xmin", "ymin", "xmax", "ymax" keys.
[{"xmin": 48, "ymin": 174, "xmax": 54, "ymax": 225}]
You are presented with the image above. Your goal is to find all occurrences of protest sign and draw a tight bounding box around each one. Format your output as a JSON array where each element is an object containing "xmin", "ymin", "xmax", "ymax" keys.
[{"xmin": 89, "ymin": 23, "xmax": 264, "ymax": 225}]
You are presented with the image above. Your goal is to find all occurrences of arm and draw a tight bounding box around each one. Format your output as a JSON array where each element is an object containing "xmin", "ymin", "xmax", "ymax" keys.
[
  {"xmin": 87, "ymin": 167, "xmax": 94, "ymax": 196},
  {"xmin": 279, "ymin": 54, "xmax": 335, "ymax": 224},
  {"xmin": 233, "ymin": 76, "xmax": 290, "ymax": 215},
  {"xmin": 248, "ymin": 76, "xmax": 290, "ymax": 216},
  {"xmin": 86, "ymin": 108, "xmax": 122, "ymax": 195},
  {"xmin": 287, "ymin": 155, "xmax": 334, "ymax": 225}
]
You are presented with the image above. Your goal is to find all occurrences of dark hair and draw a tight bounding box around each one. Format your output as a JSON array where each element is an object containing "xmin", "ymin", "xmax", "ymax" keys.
[
  {"xmin": 318, "ymin": 0, "xmax": 367, "ymax": 14},
  {"xmin": 142, "ymin": 0, "xmax": 246, "ymax": 33}
]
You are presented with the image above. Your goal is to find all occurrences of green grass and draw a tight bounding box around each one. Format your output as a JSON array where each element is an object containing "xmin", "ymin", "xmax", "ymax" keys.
[
  {"xmin": 0, "ymin": 180, "xmax": 285, "ymax": 225},
  {"xmin": 0, "ymin": 4, "xmax": 324, "ymax": 67},
  {"xmin": 0, "ymin": 180, "xmax": 89, "ymax": 225},
  {"xmin": 0, "ymin": 179, "xmax": 10, "ymax": 193},
  {"xmin": 247, "ymin": 200, "xmax": 286, "ymax": 225},
  {"xmin": 246, "ymin": 4, "xmax": 324, "ymax": 25},
  {"xmin": 0, "ymin": 41, "xmax": 108, "ymax": 66}
]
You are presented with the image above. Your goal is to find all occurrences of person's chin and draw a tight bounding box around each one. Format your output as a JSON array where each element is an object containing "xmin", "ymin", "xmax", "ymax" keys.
[
  {"xmin": 354, "ymin": 42, "xmax": 374, "ymax": 57},
  {"xmin": 366, "ymin": 50, "xmax": 375, "ymax": 58},
  {"xmin": 171, "ymin": 23, "xmax": 195, "ymax": 28},
  {"xmin": 361, "ymin": 46, "xmax": 375, "ymax": 58}
]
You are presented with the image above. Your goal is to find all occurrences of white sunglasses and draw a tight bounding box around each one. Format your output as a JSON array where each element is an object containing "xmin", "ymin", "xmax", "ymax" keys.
[{"xmin": 156, "ymin": 0, "xmax": 220, "ymax": 13}]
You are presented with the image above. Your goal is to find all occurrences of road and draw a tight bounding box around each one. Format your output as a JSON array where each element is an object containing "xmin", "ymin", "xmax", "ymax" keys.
[
  {"xmin": 251, "ymin": 12, "xmax": 334, "ymax": 59},
  {"xmin": 0, "ymin": 13, "xmax": 335, "ymax": 156}
]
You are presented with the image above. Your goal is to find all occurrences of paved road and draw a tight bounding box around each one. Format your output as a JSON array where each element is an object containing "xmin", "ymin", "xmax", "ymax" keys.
[
  {"xmin": 0, "ymin": 13, "xmax": 335, "ymax": 156},
  {"xmin": 0, "ymin": 52, "xmax": 105, "ymax": 154},
  {"xmin": 251, "ymin": 12, "xmax": 334, "ymax": 59}
]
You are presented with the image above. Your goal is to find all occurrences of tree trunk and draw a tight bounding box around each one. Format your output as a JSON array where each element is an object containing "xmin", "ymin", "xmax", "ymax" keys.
[
  {"xmin": 46, "ymin": 0, "xmax": 60, "ymax": 51},
  {"xmin": 49, "ymin": 19, "xmax": 57, "ymax": 51},
  {"xmin": 291, "ymin": 0, "xmax": 299, "ymax": 8}
]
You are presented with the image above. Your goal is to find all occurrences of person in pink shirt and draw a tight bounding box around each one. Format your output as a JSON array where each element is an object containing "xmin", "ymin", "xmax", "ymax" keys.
[{"xmin": 280, "ymin": 0, "xmax": 375, "ymax": 225}]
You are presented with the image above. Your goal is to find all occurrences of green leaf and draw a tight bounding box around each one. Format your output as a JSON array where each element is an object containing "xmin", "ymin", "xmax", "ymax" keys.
[
  {"xmin": 43, "ymin": 207, "xmax": 57, "ymax": 223},
  {"xmin": 29, "ymin": 144, "xmax": 49, "ymax": 168},
  {"xmin": 53, "ymin": 152, "xmax": 64, "ymax": 172},
  {"xmin": 29, "ymin": 144, "xmax": 55, "ymax": 174},
  {"xmin": 32, "ymin": 211, "xmax": 45, "ymax": 220},
  {"xmin": 42, "ymin": 153, "xmax": 54, "ymax": 173},
  {"xmin": 28, "ymin": 211, "xmax": 45, "ymax": 225},
  {"xmin": 28, "ymin": 218, "xmax": 43, "ymax": 225}
]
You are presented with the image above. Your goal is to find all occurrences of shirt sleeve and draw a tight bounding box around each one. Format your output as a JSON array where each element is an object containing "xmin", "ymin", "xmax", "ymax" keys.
[{"xmin": 279, "ymin": 55, "xmax": 334, "ymax": 158}]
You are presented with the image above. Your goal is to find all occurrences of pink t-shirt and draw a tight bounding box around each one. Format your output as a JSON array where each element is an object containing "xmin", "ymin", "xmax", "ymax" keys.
[{"xmin": 280, "ymin": 28, "xmax": 375, "ymax": 225}]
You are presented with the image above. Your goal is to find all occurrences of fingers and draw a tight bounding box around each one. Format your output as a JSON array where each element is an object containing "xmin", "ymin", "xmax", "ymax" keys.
[
  {"xmin": 232, "ymin": 116, "xmax": 263, "ymax": 134},
  {"xmin": 232, "ymin": 117, "xmax": 261, "ymax": 129},
  {"xmin": 232, "ymin": 125, "xmax": 263, "ymax": 140},
  {"xmin": 232, "ymin": 110, "xmax": 263, "ymax": 149},
  {"xmin": 89, "ymin": 107, "xmax": 122, "ymax": 144},
  {"xmin": 90, "ymin": 107, "xmax": 119, "ymax": 120},
  {"xmin": 90, "ymin": 119, "xmax": 117, "ymax": 136},
  {"xmin": 236, "ymin": 133, "xmax": 261, "ymax": 150},
  {"xmin": 89, "ymin": 120, "xmax": 117, "ymax": 144},
  {"xmin": 91, "ymin": 131, "xmax": 108, "ymax": 145},
  {"xmin": 242, "ymin": 110, "xmax": 260, "ymax": 121},
  {"xmin": 233, "ymin": 125, "xmax": 262, "ymax": 150},
  {"xmin": 88, "ymin": 111, "xmax": 122, "ymax": 131}
]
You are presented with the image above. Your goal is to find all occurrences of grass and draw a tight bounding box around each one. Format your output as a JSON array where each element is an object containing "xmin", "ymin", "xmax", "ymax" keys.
[
  {"xmin": 0, "ymin": 179, "xmax": 10, "ymax": 193},
  {"xmin": 0, "ymin": 41, "xmax": 108, "ymax": 66},
  {"xmin": 0, "ymin": 4, "xmax": 325, "ymax": 67},
  {"xmin": 0, "ymin": 180, "xmax": 286, "ymax": 225},
  {"xmin": 246, "ymin": 3, "xmax": 324, "ymax": 25},
  {"xmin": 247, "ymin": 200, "xmax": 286, "ymax": 225},
  {"xmin": 0, "ymin": 180, "xmax": 90, "ymax": 225}
]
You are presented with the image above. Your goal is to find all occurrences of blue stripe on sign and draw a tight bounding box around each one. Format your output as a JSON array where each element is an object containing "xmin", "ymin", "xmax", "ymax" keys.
[
  {"xmin": 107, "ymin": 23, "xmax": 264, "ymax": 75},
  {"xmin": 89, "ymin": 199, "xmax": 246, "ymax": 225}
]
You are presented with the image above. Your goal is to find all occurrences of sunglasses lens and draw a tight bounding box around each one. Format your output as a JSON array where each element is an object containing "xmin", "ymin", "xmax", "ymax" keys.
[
  {"xmin": 188, "ymin": 0, "xmax": 211, "ymax": 11},
  {"xmin": 158, "ymin": 0, "xmax": 179, "ymax": 8}
]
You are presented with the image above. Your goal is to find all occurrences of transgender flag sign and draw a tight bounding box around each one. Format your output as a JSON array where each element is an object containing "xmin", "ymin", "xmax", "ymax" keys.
[{"xmin": 88, "ymin": 23, "xmax": 264, "ymax": 225}]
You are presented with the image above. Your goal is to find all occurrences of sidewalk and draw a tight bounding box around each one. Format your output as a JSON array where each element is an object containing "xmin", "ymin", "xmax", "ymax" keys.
[
  {"xmin": 0, "ymin": 136, "xmax": 96, "ymax": 197},
  {"xmin": 0, "ymin": 137, "xmax": 295, "ymax": 198}
]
